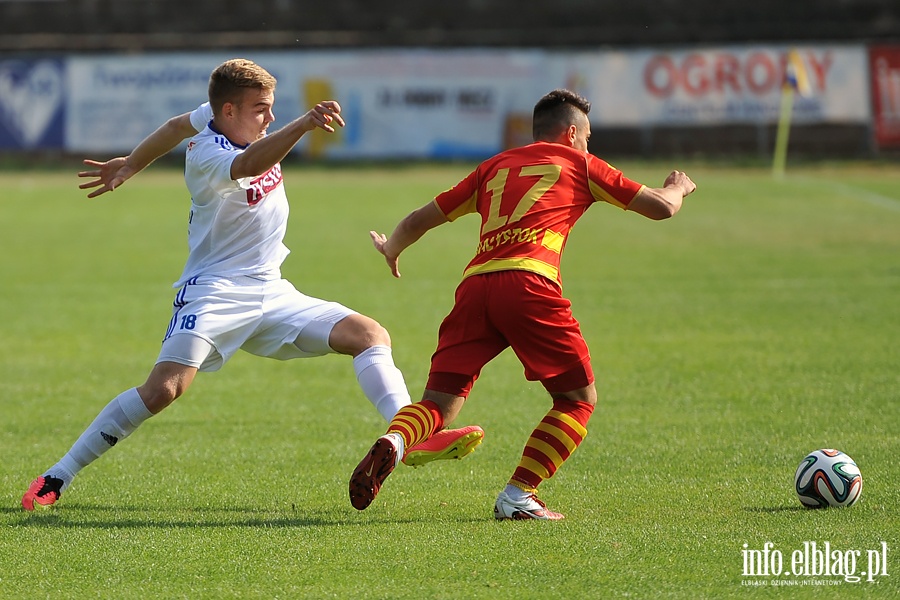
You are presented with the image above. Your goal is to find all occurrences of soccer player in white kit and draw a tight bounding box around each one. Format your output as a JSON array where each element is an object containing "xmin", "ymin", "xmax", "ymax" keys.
[{"xmin": 22, "ymin": 59, "xmax": 483, "ymax": 510}]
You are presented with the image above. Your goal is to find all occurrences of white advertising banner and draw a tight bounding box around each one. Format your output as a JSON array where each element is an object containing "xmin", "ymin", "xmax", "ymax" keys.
[
  {"xmin": 67, "ymin": 52, "xmax": 299, "ymax": 154},
  {"xmin": 66, "ymin": 50, "xmax": 547, "ymax": 158},
  {"xmin": 64, "ymin": 45, "xmax": 870, "ymax": 158},
  {"xmin": 290, "ymin": 50, "xmax": 546, "ymax": 159},
  {"xmin": 554, "ymin": 45, "xmax": 869, "ymax": 126}
]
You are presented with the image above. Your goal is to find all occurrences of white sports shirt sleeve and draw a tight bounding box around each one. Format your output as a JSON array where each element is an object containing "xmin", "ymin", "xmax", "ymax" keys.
[
  {"xmin": 189, "ymin": 102, "xmax": 213, "ymax": 133},
  {"xmin": 174, "ymin": 118, "xmax": 290, "ymax": 288}
]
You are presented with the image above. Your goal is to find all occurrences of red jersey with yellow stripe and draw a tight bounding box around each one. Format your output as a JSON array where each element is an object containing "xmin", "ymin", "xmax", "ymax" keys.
[{"xmin": 434, "ymin": 142, "xmax": 645, "ymax": 285}]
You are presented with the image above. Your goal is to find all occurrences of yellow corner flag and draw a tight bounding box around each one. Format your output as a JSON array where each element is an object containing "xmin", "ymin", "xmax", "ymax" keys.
[{"xmin": 773, "ymin": 50, "xmax": 811, "ymax": 177}]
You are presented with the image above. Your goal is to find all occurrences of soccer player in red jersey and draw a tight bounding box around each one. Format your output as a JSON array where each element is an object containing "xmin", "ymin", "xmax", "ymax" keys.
[{"xmin": 350, "ymin": 89, "xmax": 697, "ymax": 519}]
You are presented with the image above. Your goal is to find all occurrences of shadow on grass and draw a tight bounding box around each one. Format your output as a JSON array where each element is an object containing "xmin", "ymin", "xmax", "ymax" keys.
[
  {"xmin": 743, "ymin": 505, "xmax": 810, "ymax": 513},
  {"xmin": 1, "ymin": 504, "xmax": 492, "ymax": 528}
]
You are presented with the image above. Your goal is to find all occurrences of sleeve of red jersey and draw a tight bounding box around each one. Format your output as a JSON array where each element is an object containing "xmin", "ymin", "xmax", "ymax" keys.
[
  {"xmin": 586, "ymin": 155, "xmax": 645, "ymax": 209},
  {"xmin": 433, "ymin": 170, "xmax": 479, "ymax": 222}
]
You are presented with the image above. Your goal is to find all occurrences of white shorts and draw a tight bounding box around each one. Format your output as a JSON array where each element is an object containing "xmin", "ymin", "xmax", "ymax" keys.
[{"xmin": 156, "ymin": 275, "xmax": 356, "ymax": 372}]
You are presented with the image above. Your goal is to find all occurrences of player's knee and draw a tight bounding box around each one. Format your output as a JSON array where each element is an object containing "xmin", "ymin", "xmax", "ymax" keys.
[
  {"xmin": 551, "ymin": 386, "xmax": 597, "ymax": 406},
  {"xmin": 542, "ymin": 363, "xmax": 595, "ymax": 405},
  {"xmin": 365, "ymin": 322, "xmax": 392, "ymax": 348},
  {"xmin": 355, "ymin": 322, "xmax": 392, "ymax": 354},
  {"xmin": 331, "ymin": 315, "xmax": 392, "ymax": 355},
  {"xmin": 137, "ymin": 378, "xmax": 187, "ymax": 414}
]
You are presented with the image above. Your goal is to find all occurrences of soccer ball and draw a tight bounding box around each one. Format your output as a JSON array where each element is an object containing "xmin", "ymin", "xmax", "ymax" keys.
[{"xmin": 794, "ymin": 449, "xmax": 862, "ymax": 508}]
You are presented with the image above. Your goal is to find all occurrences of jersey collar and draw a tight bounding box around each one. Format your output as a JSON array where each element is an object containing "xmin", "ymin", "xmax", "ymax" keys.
[{"xmin": 207, "ymin": 120, "xmax": 250, "ymax": 149}]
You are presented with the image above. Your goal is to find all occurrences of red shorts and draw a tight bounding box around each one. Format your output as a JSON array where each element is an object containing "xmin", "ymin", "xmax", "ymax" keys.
[{"xmin": 427, "ymin": 270, "xmax": 594, "ymax": 397}]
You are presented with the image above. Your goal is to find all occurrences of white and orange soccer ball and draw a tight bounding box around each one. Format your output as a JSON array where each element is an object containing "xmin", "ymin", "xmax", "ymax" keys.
[{"xmin": 794, "ymin": 449, "xmax": 862, "ymax": 508}]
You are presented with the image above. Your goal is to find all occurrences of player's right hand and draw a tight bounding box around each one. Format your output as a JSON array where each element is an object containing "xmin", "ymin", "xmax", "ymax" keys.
[
  {"xmin": 78, "ymin": 157, "xmax": 136, "ymax": 198},
  {"xmin": 369, "ymin": 231, "xmax": 401, "ymax": 278}
]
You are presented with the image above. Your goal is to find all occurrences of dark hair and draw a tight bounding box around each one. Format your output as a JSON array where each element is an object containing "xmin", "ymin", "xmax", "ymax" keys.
[
  {"xmin": 208, "ymin": 58, "xmax": 277, "ymax": 116},
  {"xmin": 532, "ymin": 89, "xmax": 591, "ymax": 141}
]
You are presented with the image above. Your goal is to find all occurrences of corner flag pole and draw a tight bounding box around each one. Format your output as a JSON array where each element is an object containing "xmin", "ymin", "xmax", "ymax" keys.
[
  {"xmin": 772, "ymin": 85, "xmax": 794, "ymax": 178},
  {"xmin": 772, "ymin": 50, "xmax": 810, "ymax": 178}
]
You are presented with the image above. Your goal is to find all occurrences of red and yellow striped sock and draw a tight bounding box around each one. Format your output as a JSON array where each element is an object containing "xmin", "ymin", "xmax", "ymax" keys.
[
  {"xmin": 386, "ymin": 400, "xmax": 444, "ymax": 449},
  {"xmin": 509, "ymin": 399, "xmax": 594, "ymax": 492}
]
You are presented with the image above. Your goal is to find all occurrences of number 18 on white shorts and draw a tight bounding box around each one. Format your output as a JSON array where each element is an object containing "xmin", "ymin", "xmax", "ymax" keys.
[{"xmin": 157, "ymin": 275, "xmax": 356, "ymax": 372}]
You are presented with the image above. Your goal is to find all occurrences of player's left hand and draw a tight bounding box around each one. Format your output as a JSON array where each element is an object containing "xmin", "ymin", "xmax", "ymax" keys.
[
  {"xmin": 664, "ymin": 170, "xmax": 697, "ymax": 197},
  {"xmin": 304, "ymin": 100, "xmax": 345, "ymax": 133},
  {"xmin": 369, "ymin": 231, "xmax": 401, "ymax": 278}
]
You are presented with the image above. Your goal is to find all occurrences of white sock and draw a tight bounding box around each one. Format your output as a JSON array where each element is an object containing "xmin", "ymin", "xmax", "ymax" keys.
[
  {"xmin": 46, "ymin": 388, "xmax": 153, "ymax": 492},
  {"xmin": 384, "ymin": 432, "xmax": 405, "ymax": 467},
  {"xmin": 504, "ymin": 484, "xmax": 531, "ymax": 502},
  {"xmin": 353, "ymin": 345, "xmax": 411, "ymax": 422}
]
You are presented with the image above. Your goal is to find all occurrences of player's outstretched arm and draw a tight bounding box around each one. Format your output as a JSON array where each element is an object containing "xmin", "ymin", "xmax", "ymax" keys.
[
  {"xmin": 230, "ymin": 100, "xmax": 344, "ymax": 180},
  {"xmin": 78, "ymin": 112, "xmax": 198, "ymax": 198},
  {"xmin": 370, "ymin": 201, "xmax": 449, "ymax": 278},
  {"xmin": 627, "ymin": 170, "xmax": 697, "ymax": 220}
]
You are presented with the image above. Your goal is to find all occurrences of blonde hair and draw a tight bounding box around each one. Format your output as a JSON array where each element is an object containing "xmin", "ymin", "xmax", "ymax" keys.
[{"xmin": 208, "ymin": 59, "xmax": 277, "ymax": 115}]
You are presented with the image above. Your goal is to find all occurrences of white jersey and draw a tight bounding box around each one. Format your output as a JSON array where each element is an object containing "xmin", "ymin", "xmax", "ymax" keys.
[{"xmin": 174, "ymin": 103, "xmax": 290, "ymax": 287}]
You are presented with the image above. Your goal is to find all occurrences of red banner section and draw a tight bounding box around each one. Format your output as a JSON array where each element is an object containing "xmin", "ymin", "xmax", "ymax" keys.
[{"xmin": 870, "ymin": 45, "xmax": 900, "ymax": 149}]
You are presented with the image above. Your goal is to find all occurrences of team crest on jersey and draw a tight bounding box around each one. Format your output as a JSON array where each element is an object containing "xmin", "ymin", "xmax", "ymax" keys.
[{"xmin": 246, "ymin": 164, "xmax": 283, "ymax": 205}]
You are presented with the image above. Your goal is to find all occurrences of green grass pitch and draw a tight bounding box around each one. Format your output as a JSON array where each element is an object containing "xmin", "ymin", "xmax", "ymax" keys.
[{"xmin": 0, "ymin": 162, "xmax": 898, "ymax": 598}]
